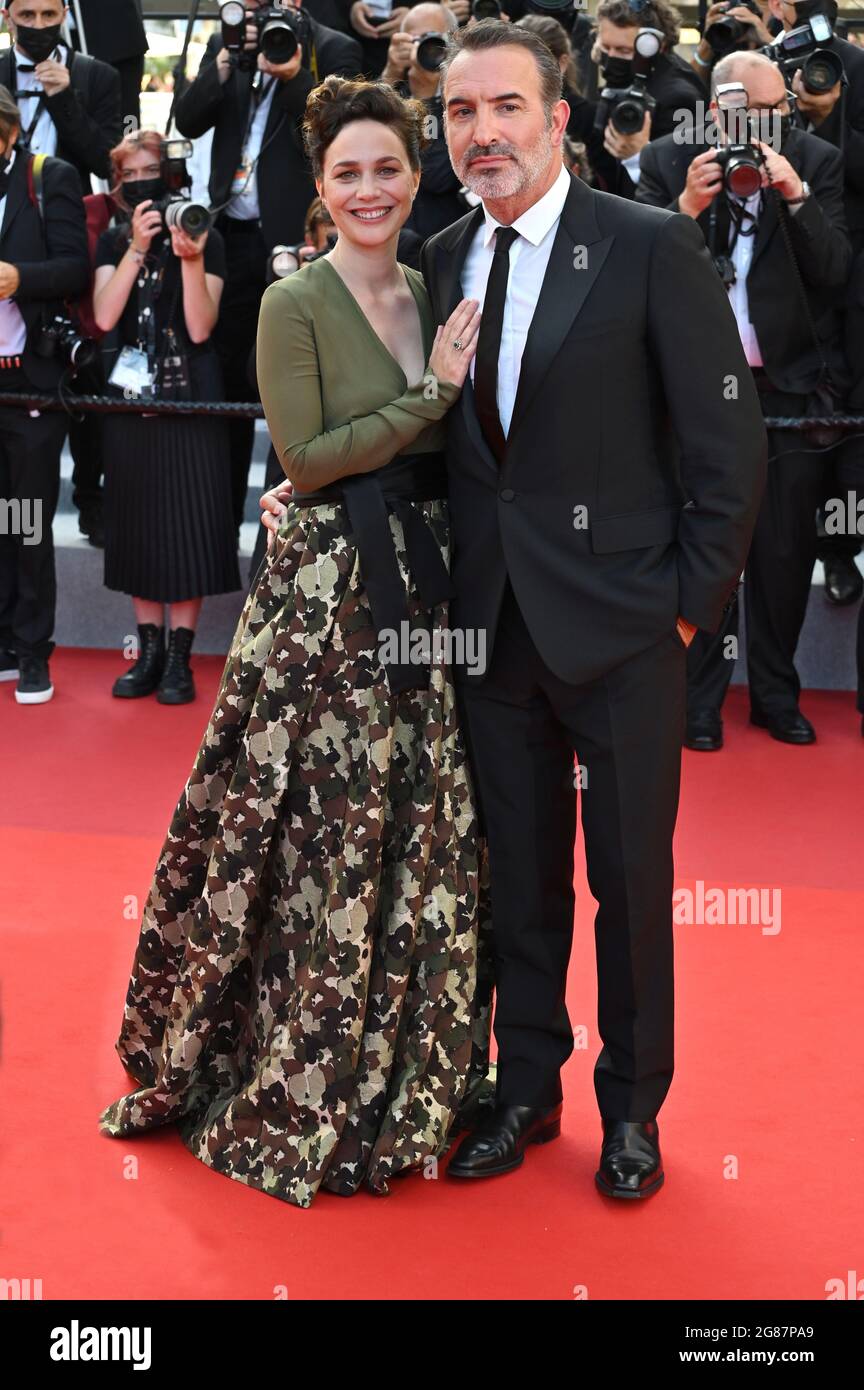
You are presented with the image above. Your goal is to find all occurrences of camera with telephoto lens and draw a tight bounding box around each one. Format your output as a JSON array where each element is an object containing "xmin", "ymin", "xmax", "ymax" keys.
[
  {"xmin": 594, "ymin": 27, "xmax": 662, "ymax": 137},
  {"xmin": 767, "ymin": 14, "xmax": 844, "ymax": 95},
  {"xmin": 415, "ymin": 31, "xmax": 448, "ymax": 73},
  {"xmin": 268, "ymin": 232, "xmax": 338, "ymax": 282},
  {"xmin": 471, "ymin": 0, "xmax": 501, "ymax": 17},
  {"xmin": 149, "ymin": 138, "xmax": 213, "ymax": 238},
  {"xmin": 711, "ymin": 85, "xmax": 766, "ymax": 199},
  {"xmin": 705, "ymin": 0, "xmax": 763, "ymax": 58},
  {"xmin": 220, "ymin": 1, "xmax": 311, "ymax": 72},
  {"xmin": 35, "ymin": 314, "xmax": 98, "ymax": 371}
]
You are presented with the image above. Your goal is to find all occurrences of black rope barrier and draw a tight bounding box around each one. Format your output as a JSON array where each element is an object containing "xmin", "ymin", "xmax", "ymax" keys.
[
  {"xmin": 0, "ymin": 391, "xmax": 265, "ymax": 418},
  {"xmin": 1, "ymin": 390, "xmax": 864, "ymax": 433}
]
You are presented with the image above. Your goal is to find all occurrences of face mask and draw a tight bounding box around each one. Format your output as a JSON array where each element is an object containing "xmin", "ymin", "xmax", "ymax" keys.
[
  {"xmin": 14, "ymin": 21, "xmax": 63, "ymax": 64},
  {"xmin": 600, "ymin": 54, "xmax": 634, "ymax": 87},
  {"xmin": 123, "ymin": 177, "xmax": 166, "ymax": 210}
]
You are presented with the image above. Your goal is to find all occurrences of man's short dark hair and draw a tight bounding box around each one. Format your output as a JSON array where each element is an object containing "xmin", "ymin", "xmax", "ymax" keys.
[
  {"xmin": 596, "ymin": 0, "xmax": 682, "ymax": 49},
  {"xmin": 0, "ymin": 84, "xmax": 21, "ymax": 144},
  {"xmin": 439, "ymin": 19, "xmax": 563, "ymax": 122}
]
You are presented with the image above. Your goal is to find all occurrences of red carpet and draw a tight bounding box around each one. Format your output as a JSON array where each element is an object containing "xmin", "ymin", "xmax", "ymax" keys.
[{"xmin": 2, "ymin": 648, "xmax": 862, "ymax": 1300}]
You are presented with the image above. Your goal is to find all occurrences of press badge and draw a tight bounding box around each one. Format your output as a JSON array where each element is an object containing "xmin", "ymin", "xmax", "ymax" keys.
[
  {"xmin": 109, "ymin": 346, "xmax": 156, "ymax": 396},
  {"xmin": 231, "ymin": 156, "xmax": 254, "ymax": 198}
]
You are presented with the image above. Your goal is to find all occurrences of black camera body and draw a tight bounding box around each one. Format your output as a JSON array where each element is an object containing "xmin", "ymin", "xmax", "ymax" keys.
[
  {"xmin": 768, "ymin": 15, "xmax": 844, "ymax": 95},
  {"xmin": 705, "ymin": 0, "xmax": 763, "ymax": 58},
  {"xmin": 595, "ymin": 29, "xmax": 662, "ymax": 138},
  {"xmin": 35, "ymin": 314, "xmax": 98, "ymax": 372},
  {"xmin": 269, "ymin": 231, "xmax": 337, "ymax": 283},
  {"xmin": 150, "ymin": 138, "xmax": 212, "ymax": 238},
  {"xmin": 220, "ymin": 2, "xmax": 311, "ymax": 72}
]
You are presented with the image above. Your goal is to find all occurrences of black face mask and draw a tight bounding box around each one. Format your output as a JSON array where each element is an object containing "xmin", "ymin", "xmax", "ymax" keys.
[
  {"xmin": 14, "ymin": 21, "xmax": 63, "ymax": 64},
  {"xmin": 600, "ymin": 54, "xmax": 634, "ymax": 88},
  {"xmin": 123, "ymin": 177, "xmax": 166, "ymax": 210}
]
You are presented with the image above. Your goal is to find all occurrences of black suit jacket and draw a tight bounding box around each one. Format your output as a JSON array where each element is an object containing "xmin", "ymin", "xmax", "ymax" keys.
[
  {"xmin": 174, "ymin": 25, "xmax": 362, "ymax": 251},
  {"xmin": 420, "ymin": 172, "xmax": 767, "ymax": 685},
  {"xmin": 0, "ymin": 152, "xmax": 90, "ymax": 389},
  {"xmin": 76, "ymin": 0, "xmax": 148, "ymax": 64},
  {"xmin": 0, "ymin": 48, "xmax": 122, "ymax": 191},
  {"xmin": 637, "ymin": 127, "xmax": 852, "ymax": 395},
  {"xmin": 788, "ymin": 34, "xmax": 864, "ymax": 245}
]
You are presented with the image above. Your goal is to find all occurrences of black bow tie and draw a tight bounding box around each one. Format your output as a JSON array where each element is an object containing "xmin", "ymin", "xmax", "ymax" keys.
[{"xmin": 16, "ymin": 64, "xmax": 37, "ymax": 73}]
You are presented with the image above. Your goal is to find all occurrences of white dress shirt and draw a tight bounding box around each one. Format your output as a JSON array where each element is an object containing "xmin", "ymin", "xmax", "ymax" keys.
[
  {"xmin": 460, "ymin": 162, "xmax": 571, "ymax": 438},
  {"xmin": 727, "ymin": 189, "xmax": 764, "ymax": 367},
  {"xmin": 227, "ymin": 74, "xmax": 278, "ymax": 221},
  {"xmin": 0, "ymin": 149, "xmax": 29, "ymax": 356},
  {"xmin": 14, "ymin": 41, "xmax": 63, "ymax": 159}
]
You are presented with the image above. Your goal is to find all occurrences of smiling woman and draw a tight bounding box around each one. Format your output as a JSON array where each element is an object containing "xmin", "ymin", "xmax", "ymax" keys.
[{"xmin": 98, "ymin": 76, "xmax": 495, "ymax": 1210}]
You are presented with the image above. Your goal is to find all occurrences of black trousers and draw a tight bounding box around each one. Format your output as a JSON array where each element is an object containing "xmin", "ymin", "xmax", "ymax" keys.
[
  {"xmin": 68, "ymin": 359, "xmax": 105, "ymax": 513},
  {"xmin": 212, "ymin": 216, "xmax": 269, "ymax": 534},
  {"xmin": 0, "ymin": 373, "xmax": 68, "ymax": 659},
  {"xmin": 113, "ymin": 54, "xmax": 144, "ymax": 131},
  {"xmin": 688, "ymin": 377, "xmax": 826, "ymax": 718},
  {"xmin": 454, "ymin": 575, "xmax": 686, "ymax": 1119}
]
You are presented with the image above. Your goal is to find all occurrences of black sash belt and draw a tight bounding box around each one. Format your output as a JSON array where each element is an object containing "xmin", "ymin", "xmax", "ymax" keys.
[{"xmin": 292, "ymin": 451, "xmax": 453, "ymax": 694}]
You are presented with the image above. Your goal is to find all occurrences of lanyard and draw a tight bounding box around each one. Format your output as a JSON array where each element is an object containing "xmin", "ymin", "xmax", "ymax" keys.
[{"xmin": 10, "ymin": 47, "xmax": 58, "ymax": 145}]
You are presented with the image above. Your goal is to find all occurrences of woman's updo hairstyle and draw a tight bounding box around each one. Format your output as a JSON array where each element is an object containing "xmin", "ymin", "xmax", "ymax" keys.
[{"xmin": 303, "ymin": 74, "xmax": 431, "ymax": 181}]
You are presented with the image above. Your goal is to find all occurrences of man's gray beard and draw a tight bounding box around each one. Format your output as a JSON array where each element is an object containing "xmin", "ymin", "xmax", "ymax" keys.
[{"xmin": 458, "ymin": 125, "xmax": 554, "ymax": 201}]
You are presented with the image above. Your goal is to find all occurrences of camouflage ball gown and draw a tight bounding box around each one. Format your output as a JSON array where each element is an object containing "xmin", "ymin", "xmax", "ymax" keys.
[{"xmin": 98, "ymin": 258, "xmax": 494, "ymax": 1208}]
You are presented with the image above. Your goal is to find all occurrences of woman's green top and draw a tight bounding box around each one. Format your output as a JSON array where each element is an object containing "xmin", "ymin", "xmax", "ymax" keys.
[{"xmin": 255, "ymin": 254, "xmax": 461, "ymax": 492}]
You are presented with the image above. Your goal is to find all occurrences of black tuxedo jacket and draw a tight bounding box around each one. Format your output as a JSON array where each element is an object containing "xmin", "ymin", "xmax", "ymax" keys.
[
  {"xmin": 174, "ymin": 26, "xmax": 362, "ymax": 251},
  {"xmin": 637, "ymin": 127, "xmax": 852, "ymax": 395},
  {"xmin": 420, "ymin": 172, "xmax": 767, "ymax": 685},
  {"xmin": 0, "ymin": 48, "xmax": 122, "ymax": 191},
  {"xmin": 0, "ymin": 152, "xmax": 90, "ymax": 389},
  {"xmin": 787, "ymin": 34, "xmax": 864, "ymax": 243},
  {"xmin": 76, "ymin": 0, "xmax": 149, "ymax": 64}
]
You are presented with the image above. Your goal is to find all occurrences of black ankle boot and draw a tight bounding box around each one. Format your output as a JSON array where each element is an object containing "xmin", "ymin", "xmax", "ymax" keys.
[
  {"xmin": 112, "ymin": 623, "xmax": 165, "ymax": 698},
  {"xmin": 157, "ymin": 627, "xmax": 196, "ymax": 705}
]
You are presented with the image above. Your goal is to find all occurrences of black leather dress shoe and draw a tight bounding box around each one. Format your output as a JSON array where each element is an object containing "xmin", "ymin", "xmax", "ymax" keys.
[
  {"xmin": 595, "ymin": 1119, "xmax": 664, "ymax": 1200},
  {"xmin": 446, "ymin": 1102, "xmax": 563, "ymax": 1178},
  {"xmin": 823, "ymin": 554, "xmax": 863, "ymax": 606},
  {"xmin": 750, "ymin": 708, "xmax": 816, "ymax": 744},
  {"xmin": 684, "ymin": 710, "xmax": 723, "ymax": 751}
]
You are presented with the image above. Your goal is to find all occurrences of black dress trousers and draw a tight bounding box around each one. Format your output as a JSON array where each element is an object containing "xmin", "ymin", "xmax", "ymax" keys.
[{"xmin": 453, "ymin": 573, "xmax": 686, "ymax": 1120}]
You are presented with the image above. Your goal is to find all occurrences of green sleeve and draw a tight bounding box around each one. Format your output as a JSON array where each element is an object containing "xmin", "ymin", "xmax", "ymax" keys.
[{"xmin": 256, "ymin": 279, "xmax": 460, "ymax": 490}]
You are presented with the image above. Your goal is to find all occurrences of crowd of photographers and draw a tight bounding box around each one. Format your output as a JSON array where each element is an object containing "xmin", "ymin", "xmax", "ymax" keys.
[{"xmin": 1, "ymin": 0, "xmax": 863, "ymax": 745}]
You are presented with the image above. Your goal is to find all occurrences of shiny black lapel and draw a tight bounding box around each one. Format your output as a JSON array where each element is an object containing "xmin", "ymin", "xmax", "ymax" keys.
[
  {"xmin": 507, "ymin": 173, "xmax": 614, "ymax": 444},
  {"xmin": 438, "ymin": 202, "xmax": 485, "ymax": 320}
]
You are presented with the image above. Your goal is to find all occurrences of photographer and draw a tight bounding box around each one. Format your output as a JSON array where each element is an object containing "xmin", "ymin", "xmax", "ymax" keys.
[
  {"xmin": 0, "ymin": 1, "xmax": 122, "ymax": 192},
  {"xmin": 92, "ymin": 130, "xmax": 240, "ymax": 707},
  {"xmin": 690, "ymin": 2, "xmax": 776, "ymax": 83},
  {"xmin": 567, "ymin": 0, "xmax": 705, "ymax": 199},
  {"xmin": 174, "ymin": 0, "xmax": 362, "ymax": 537},
  {"xmin": 380, "ymin": 3, "xmax": 467, "ymax": 237},
  {"xmin": 638, "ymin": 49, "xmax": 851, "ymax": 747},
  {"xmin": 767, "ymin": 1, "xmax": 864, "ymax": 606},
  {"xmin": 0, "ymin": 84, "xmax": 89, "ymax": 706}
]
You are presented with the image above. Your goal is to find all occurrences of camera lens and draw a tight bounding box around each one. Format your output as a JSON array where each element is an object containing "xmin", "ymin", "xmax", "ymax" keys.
[
  {"xmin": 415, "ymin": 34, "xmax": 448, "ymax": 73},
  {"xmin": 260, "ymin": 19, "xmax": 298, "ymax": 64}
]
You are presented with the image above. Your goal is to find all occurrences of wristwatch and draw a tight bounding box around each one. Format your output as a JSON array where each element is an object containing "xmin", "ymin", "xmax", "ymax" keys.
[{"xmin": 785, "ymin": 180, "xmax": 811, "ymax": 206}]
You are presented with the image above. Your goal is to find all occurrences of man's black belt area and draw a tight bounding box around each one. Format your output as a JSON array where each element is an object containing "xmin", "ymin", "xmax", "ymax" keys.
[{"xmin": 291, "ymin": 451, "xmax": 453, "ymax": 695}]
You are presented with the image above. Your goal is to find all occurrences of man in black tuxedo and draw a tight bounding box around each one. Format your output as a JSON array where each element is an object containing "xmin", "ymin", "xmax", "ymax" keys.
[
  {"xmin": 174, "ymin": 0, "xmax": 362, "ymax": 537},
  {"xmin": 0, "ymin": 0, "xmax": 122, "ymax": 191},
  {"xmin": 767, "ymin": 0, "xmax": 864, "ymax": 609},
  {"xmin": 70, "ymin": 0, "xmax": 148, "ymax": 131},
  {"xmin": 419, "ymin": 21, "xmax": 767, "ymax": 1197},
  {"xmin": 0, "ymin": 84, "xmax": 89, "ymax": 705},
  {"xmin": 637, "ymin": 50, "xmax": 851, "ymax": 747}
]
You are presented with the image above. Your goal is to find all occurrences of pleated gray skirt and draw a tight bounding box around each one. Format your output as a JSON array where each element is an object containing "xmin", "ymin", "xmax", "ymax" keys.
[{"xmin": 102, "ymin": 412, "xmax": 242, "ymax": 603}]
